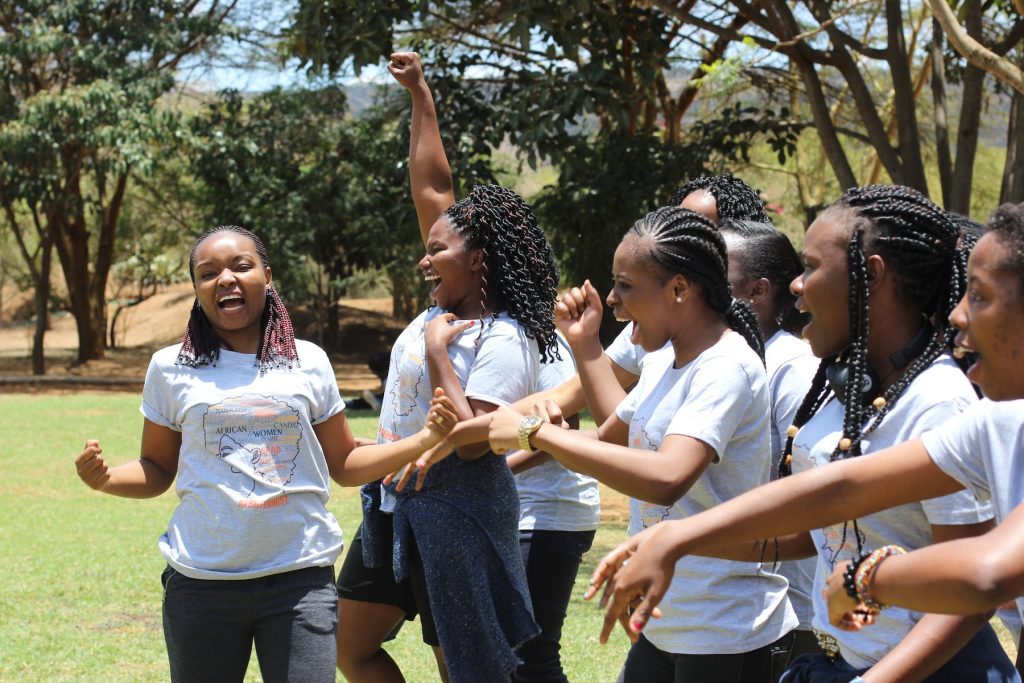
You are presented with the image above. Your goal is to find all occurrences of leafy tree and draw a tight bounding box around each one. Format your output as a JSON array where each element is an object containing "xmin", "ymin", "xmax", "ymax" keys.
[
  {"xmin": 189, "ymin": 86, "xmax": 426, "ymax": 351},
  {"xmin": 0, "ymin": 1, "xmax": 237, "ymax": 365},
  {"xmin": 287, "ymin": 1, "xmax": 799, "ymax": 340}
]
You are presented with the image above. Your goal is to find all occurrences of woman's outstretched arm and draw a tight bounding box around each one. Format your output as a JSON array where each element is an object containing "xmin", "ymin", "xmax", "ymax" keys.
[{"xmin": 388, "ymin": 51, "xmax": 454, "ymax": 245}]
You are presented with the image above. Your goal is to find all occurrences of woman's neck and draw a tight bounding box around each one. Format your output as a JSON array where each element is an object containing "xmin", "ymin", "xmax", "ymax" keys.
[{"xmin": 669, "ymin": 307, "xmax": 730, "ymax": 369}]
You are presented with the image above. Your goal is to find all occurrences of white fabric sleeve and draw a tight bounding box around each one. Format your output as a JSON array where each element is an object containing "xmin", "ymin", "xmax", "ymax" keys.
[
  {"xmin": 664, "ymin": 357, "xmax": 754, "ymax": 460},
  {"xmin": 304, "ymin": 344, "xmax": 345, "ymax": 424},
  {"xmin": 604, "ymin": 324, "xmax": 642, "ymax": 376},
  {"xmin": 614, "ymin": 378, "xmax": 644, "ymax": 426},
  {"xmin": 913, "ymin": 400, "xmax": 993, "ymax": 525},
  {"xmin": 139, "ymin": 354, "xmax": 181, "ymax": 431},
  {"xmin": 464, "ymin": 326, "xmax": 536, "ymax": 407},
  {"xmin": 921, "ymin": 406, "xmax": 992, "ymax": 504},
  {"xmin": 771, "ymin": 354, "xmax": 819, "ymax": 442}
]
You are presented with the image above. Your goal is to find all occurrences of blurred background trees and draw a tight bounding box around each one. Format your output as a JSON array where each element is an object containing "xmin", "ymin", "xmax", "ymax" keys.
[{"xmin": 1, "ymin": 0, "xmax": 1020, "ymax": 369}]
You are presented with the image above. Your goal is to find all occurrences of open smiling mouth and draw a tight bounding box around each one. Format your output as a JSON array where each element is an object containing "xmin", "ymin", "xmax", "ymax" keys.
[{"xmin": 217, "ymin": 294, "xmax": 245, "ymax": 310}]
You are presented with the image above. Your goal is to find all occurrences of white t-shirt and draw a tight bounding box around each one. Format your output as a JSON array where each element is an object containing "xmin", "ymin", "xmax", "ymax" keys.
[
  {"xmin": 923, "ymin": 398, "xmax": 1024, "ymax": 621},
  {"xmin": 765, "ymin": 330, "xmax": 821, "ymax": 629},
  {"xmin": 604, "ymin": 323, "xmax": 651, "ymax": 376},
  {"xmin": 615, "ymin": 332, "xmax": 797, "ymax": 654},
  {"xmin": 792, "ymin": 354, "xmax": 992, "ymax": 669},
  {"xmin": 141, "ymin": 340, "xmax": 345, "ymax": 580},
  {"xmin": 515, "ymin": 334, "xmax": 600, "ymax": 532},
  {"xmin": 379, "ymin": 307, "xmax": 540, "ymax": 510}
]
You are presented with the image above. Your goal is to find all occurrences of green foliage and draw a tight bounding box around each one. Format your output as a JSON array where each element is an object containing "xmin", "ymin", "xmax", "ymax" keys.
[
  {"xmin": 188, "ymin": 86, "xmax": 427, "ymax": 345},
  {"xmin": 0, "ymin": 0, "xmax": 236, "ymax": 361}
]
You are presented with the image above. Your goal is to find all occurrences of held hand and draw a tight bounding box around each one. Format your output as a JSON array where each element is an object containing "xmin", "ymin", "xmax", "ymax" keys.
[
  {"xmin": 488, "ymin": 406, "xmax": 527, "ymax": 455},
  {"xmin": 425, "ymin": 313, "xmax": 475, "ymax": 354},
  {"xmin": 530, "ymin": 399, "xmax": 569, "ymax": 430},
  {"xmin": 75, "ymin": 439, "xmax": 110, "ymax": 491},
  {"xmin": 825, "ymin": 561, "xmax": 879, "ymax": 632},
  {"xmin": 387, "ymin": 52, "xmax": 426, "ymax": 91},
  {"xmin": 554, "ymin": 279, "xmax": 604, "ymax": 349},
  {"xmin": 423, "ymin": 388, "xmax": 458, "ymax": 443},
  {"xmin": 586, "ymin": 524, "xmax": 671, "ymax": 644}
]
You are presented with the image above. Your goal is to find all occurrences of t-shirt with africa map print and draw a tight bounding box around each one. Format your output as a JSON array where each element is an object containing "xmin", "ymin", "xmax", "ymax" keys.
[{"xmin": 141, "ymin": 340, "xmax": 345, "ymax": 580}]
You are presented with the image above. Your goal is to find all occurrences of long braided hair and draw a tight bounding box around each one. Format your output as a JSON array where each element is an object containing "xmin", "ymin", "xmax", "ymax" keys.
[
  {"xmin": 718, "ymin": 219, "xmax": 805, "ymax": 336},
  {"xmin": 444, "ymin": 184, "xmax": 560, "ymax": 363},
  {"xmin": 777, "ymin": 186, "xmax": 968, "ymax": 556},
  {"xmin": 177, "ymin": 225, "xmax": 299, "ymax": 372},
  {"xmin": 669, "ymin": 173, "xmax": 771, "ymax": 224},
  {"xmin": 629, "ymin": 207, "xmax": 764, "ymax": 361}
]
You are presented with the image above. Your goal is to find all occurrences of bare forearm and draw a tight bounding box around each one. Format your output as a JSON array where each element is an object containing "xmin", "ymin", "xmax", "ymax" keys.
[
  {"xmin": 574, "ymin": 343, "xmax": 626, "ymax": 427},
  {"xmin": 863, "ymin": 613, "xmax": 989, "ymax": 683},
  {"xmin": 651, "ymin": 443, "xmax": 963, "ymax": 563},
  {"xmin": 408, "ymin": 83, "xmax": 453, "ymax": 242},
  {"xmin": 870, "ymin": 538, "xmax": 1024, "ymax": 615},
  {"xmin": 101, "ymin": 459, "xmax": 175, "ymax": 498},
  {"xmin": 509, "ymin": 375, "xmax": 588, "ymax": 417},
  {"xmin": 338, "ymin": 430, "xmax": 435, "ymax": 486},
  {"xmin": 531, "ymin": 424, "xmax": 698, "ymax": 505},
  {"xmin": 507, "ymin": 449, "xmax": 553, "ymax": 474}
]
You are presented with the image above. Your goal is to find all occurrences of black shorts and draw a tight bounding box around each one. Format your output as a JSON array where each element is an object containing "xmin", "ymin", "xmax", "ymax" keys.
[{"xmin": 337, "ymin": 521, "xmax": 438, "ymax": 646}]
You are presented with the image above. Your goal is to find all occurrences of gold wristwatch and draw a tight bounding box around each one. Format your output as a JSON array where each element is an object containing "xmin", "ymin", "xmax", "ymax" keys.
[{"xmin": 517, "ymin": 415, "xmax": 544, "ymax": 451}]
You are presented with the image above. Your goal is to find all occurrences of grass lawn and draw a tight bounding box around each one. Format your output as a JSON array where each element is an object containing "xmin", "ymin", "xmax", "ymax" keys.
[{"xmin": 0, "ymin": 393, "xmax": 632, "ymax": 682}]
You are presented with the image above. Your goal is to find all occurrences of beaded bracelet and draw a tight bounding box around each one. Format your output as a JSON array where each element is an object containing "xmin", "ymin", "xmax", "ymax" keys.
[
  {"xmin": 842, "ymin": 550, "xmax": 873, "ymax": 602},
  {"xmin": 853, "ymin": 545, "xmax": 906, "ymax": 609}
]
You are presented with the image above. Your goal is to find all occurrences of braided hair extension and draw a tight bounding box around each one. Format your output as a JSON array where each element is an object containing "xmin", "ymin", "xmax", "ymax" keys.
[
  {"xmin": 177, "ymin": 225, "xmax": 299, "ymax": 373},
  {"xmin": 984, "ymin": 202, "xmax": 1024, "ymax": 293},
  {"xmin": 718, "ymin": 219, "xmax": 805, "ymax": 336},
  {"xmin": 778, "ymin": 187, "xmax": 967, "ymax": 528},
  {"xmin": 629, "ymin": 207, "xmax": 765, "ymax": 362},
  {"xmin": 444, "ymin": 185, "xmax": 560, "ymax": 363},
  {"xmin": 668, "ymin": 173, "xmax": 772, "ymax": 224}
]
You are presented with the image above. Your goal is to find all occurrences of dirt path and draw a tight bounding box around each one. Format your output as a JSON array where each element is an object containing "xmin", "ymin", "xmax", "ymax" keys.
[{"xmin": 0, "ymin": 283, "xmax": 406, "ymax": 395}]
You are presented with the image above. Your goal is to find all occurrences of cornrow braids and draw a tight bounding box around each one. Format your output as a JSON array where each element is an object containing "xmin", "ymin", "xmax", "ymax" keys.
[
  {"xmin": 669, "ymin": 173, "xmax": 771, "ymax": 224},
  {"xmin": 445, "ymin": 185, "xmax": 560, "ymax": 363},
  {"xmin": 985, "ymin": 202, "xmax": 1024, "ymax": 293},
  {"xmin": 779, "ymin": 185, "xmax": 967, "ymax": 479},
  {"xmin": 630, "ymin": 206, "xmax": 765, "ymax": 361},
  {"xmin": 719, "ymin": 219, "xmax": 805, "ymax": 335},
  {"xmin": 177, "ymin": 225, "xmax": 299, "ymax": 373}
]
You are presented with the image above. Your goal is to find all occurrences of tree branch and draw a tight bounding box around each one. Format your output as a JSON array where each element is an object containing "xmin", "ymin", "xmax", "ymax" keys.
[{"xmin": 926, "ymin": 0, "xmax": 1024, "ymax": 95}]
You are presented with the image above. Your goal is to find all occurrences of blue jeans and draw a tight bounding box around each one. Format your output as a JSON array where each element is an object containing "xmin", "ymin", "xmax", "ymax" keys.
[
  {"xmin": 161, "ymin": 565, "xmax": 338, "ymax": 683},
  {"xmin": 513, "ymin": 528, "xmax": 596, "ymax": 683}
]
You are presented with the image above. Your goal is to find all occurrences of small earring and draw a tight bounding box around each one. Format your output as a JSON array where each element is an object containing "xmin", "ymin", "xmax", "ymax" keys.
[{"xmin": 675, "ymin": 296, "xmax": 682, "ymax": 303}]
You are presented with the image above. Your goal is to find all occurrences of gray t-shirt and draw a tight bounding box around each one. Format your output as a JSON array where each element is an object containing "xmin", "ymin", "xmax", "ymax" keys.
[
  {"xmin": 923, "ymin": 398, "xmax": 1024, "ymax": 622},
  {"xmin": 515, "ymin": 334, "xmax": 600, "ymax": 531},
  {"xmin": 765, "ymin": 330, "xmax": 820, "ymax": 629},
  {"xmin": 142, "ymin": 340, "xmax": 345, "ymax": 580},
  {"xmin": 792, "ymin": 354, "xmax": 992, "ymax": 668},
  {"xmin": 616, "ymin": 332, "xmax": 797, "ymax": 654}
]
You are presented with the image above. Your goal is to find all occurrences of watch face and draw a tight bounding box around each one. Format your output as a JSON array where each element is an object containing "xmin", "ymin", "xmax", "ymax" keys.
[{"xmin": 521, "ymin": 415, "xmax": 543, "ymax": 429}]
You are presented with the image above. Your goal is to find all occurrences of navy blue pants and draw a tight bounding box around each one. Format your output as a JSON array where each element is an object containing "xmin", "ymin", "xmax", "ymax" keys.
[{"xmin": 512, "ymin": 528, "xmax": 596, "ymax": 683}]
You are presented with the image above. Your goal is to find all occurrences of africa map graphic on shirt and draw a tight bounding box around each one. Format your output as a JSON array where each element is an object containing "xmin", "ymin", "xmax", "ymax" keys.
[{"xmin": 202, "ymin": 394, "xmax": 303, "ymax": 504}]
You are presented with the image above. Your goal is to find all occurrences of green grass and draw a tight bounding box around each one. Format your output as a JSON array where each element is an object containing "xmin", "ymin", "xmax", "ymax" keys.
[{"xmin": 0, "ymin": 393, "xmax": 631, "ymax": 682}]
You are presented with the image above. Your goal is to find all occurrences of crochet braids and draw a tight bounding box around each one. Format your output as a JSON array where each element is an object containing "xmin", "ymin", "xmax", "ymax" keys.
[
  {"xmin": 178, "ymin": 225, "xmax": 299, "ymax": 372},
  {"xmin": 669, "ymin": 173, "xmax": 771, "ymax": 224},
  {"xmin": 445, "ymin": 185, "xmax": 560, "ymax": 363},
  {"xmin": 629, "ymin": 207, "xmax": 764, "ymax": 361},
  {"xmin": 780, "ymin": 186, "xmax": 968, "ymax": 487},
  {"xmin": 718, "ymin": 219, "xmax": 805, "ymax": 336}
]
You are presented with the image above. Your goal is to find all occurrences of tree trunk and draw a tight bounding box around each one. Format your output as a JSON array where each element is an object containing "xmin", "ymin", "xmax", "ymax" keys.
[
  {"xmin": 931, "ymin": 18, "xmax": 953, "ymax": 206},
  {"xmin": 949, "ymin": 3, "xmax": 985, "ymax": 214},
  {"xmin": 32, "ymin": 238, "xmax": 53, "ymax": 375},
  {"xmin": 886, "ymin": 0, "xmax": 929, "ymax": 195},
  {"xmin": 1002, "ymin": 78, "xmax": 1024, "ymax": 203}
]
